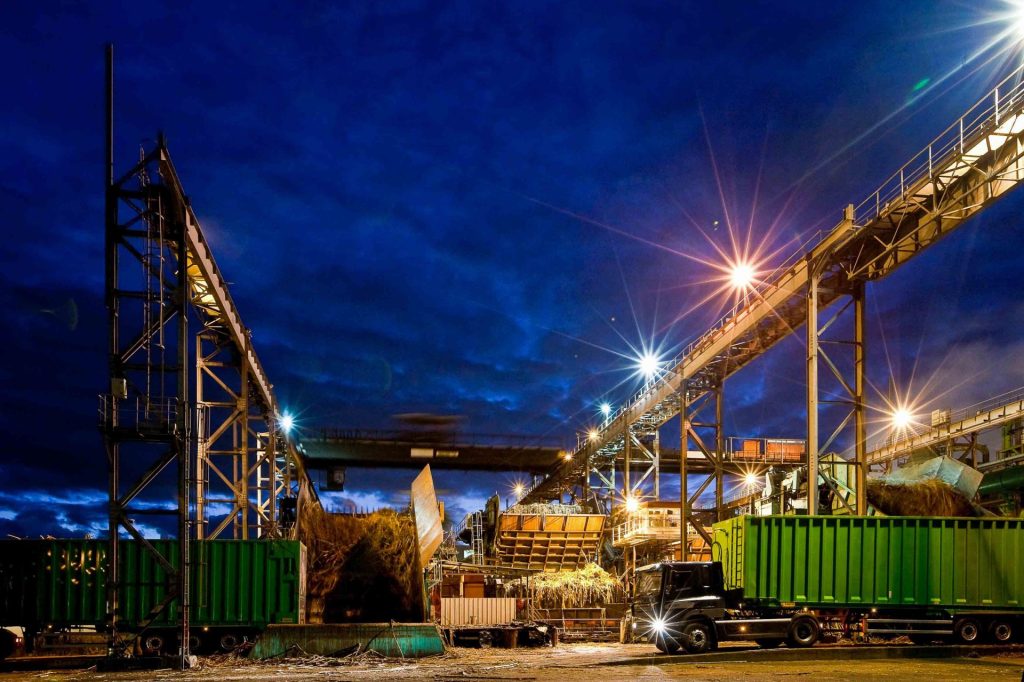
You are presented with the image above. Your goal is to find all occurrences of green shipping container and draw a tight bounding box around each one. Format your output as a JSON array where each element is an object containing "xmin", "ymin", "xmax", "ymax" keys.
[
  {"xmin": 0, "ymin": 539, "xmax": 305, "ymax": 631},
  {"xmin": 712, "ymin": 515, "xmax": 1024, "ymax": 611}
]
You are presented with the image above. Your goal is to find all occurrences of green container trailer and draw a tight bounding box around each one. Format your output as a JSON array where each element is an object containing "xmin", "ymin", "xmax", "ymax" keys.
[
  {"xmin": 632, "ymin": 515, "xmax": 1024, "ymax": 654},
  {"xmin": 712, "ymin": 515, "xmax": 1024, "ymax": 610},
  {"xmin": 0, "ymin": 539, "xmax": 305, "ymax": 654}
]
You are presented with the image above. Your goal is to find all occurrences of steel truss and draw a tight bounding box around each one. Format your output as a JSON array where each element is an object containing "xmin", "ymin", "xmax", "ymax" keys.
[
  {"xmin": 100, "ymin": 46, "xmax": 316, "ymax": 667},
  {"xmin": 523, "ymin": 62, "xmax": 1024, "ymax": 524},
  {"xmin": 102, "ymin": 53, "xmax": 192, "ymax": 664},
  {"xmin": 678, "ymin": 382, "xmax": 724, "ymax": 557},
  {"xmin": 195, "ymin": 330, "xmax": 283, "ymax": 539}
]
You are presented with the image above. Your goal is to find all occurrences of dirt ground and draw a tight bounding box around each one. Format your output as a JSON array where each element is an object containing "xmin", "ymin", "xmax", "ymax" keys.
[{"xmin": 4, "ymin": 643, "xmax": 1024, "ymax": 681}]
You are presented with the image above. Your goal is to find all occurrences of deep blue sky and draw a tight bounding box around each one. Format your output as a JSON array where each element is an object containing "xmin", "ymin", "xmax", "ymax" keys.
[{"xmin": 4, "ymin": 1, "xmax": 1024, "ymax": 536}]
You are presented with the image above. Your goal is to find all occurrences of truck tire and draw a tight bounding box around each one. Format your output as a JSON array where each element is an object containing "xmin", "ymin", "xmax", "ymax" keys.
[
  {"xmin": 478, "ymin": 630, "xmax": 493, "ymax": 649},
  {"xmin": 654, "ymin": 633, "xmax": 680, "ymax": 654},
  {"xmin": 786, "ymin": 616, "xmax": 820, "ymax": 648},
  {"xmin": 754, "ymin": 638, "xmax": 783, "ymax": 648},
  {"xmin": 954, "ymin": 617, "xmax": 981, "ymax": 644},
  {"xmin": 681, "ymin": 621, "xmax": 713, "ymax": 654},
  {"xmin": 988, "ymin": 620, "xmax": 1013, "ymax": 643}
]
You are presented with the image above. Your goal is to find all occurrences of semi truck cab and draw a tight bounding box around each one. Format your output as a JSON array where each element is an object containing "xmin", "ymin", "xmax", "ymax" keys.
[{"xmin": 632, "ymin": 561, "xmax": 819, "ymax": 654}]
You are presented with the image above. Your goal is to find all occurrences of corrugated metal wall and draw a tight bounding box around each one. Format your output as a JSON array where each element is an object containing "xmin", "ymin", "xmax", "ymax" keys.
[
  {"xmin": 439, "ymin": 597, "xmax": 517, "ymax": 625},
  {"xmin": 0, "ymin": 539, "xmax": 306, "ymax": 629},
  {"xmin": 713, "ymin": 515, "xmax": 1024, "ymax": 610}
]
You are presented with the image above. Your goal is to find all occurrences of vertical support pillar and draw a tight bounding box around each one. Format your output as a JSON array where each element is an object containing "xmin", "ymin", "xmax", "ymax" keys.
[
  {"xmin": 583, "ymin": 450, "xmax": 591, "ymax": 507},
  {"xmin": 853, "ymin": 281, "xmax": 867, "ymax": 515},
  {"xmin": 175, "ymin": 201, "xmax": 191, "ymax": 666},
  {"xmin": 624, "ymin": 423, "xmax": 631, "ymax": 504},
  {"xmin": 679, "ymin": 384, "xmax": 689, "ymax": 558},
  {"xmin": 238, "ymin": 359, "xmax": 250, "ymax": 539},
  {"xmin": 714, "ymin": 387, "xmax": 725, "ymax": 521},
  {"xmin": 103, "ymin": 43, "xmax": 119, "ymax": 657},
  {"xmin": 806, "ymin": 262, "xmax": 819, "ymax": 516},
  {"xmin": 653, "ymin": 430, "xmax": 660, "ymax": 499}
]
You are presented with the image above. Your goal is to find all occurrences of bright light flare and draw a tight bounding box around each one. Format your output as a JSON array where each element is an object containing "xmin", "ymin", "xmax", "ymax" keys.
[
  {"xmin": 563, "ymin": 451, "xmax": 573, "ymax": 461},
  {"xmin": 637, "ymin": 351, "xmax": 662, "ymax": 381},
  {"xmin": 625, "ymin": 496, "xmax": 640, "ymax": 513},
  {"xmin": 744, "ymin": 472, "xmax": 759, "ymax": 488},
  {"xmin": 279, "ymin": 413, "xmax": 295, "ymax": 433},
  {"xmin": 651, "ymin": 617, "xmax": 667, "ymax": 635},
  {"xmin": 600, "ymin": 402, "xmax": 612, "ymax": 417},
  {"xmin": 512, "ymin": 482, "xmax": 525, "ymax": 498},
  {"xmin": 588, "ymin": 429, "xmax": 600, "ymax": 442},
  {"xmin": 729, "ymin": 262, "xmax": 755, "ymax": 290},
  {"xmin": 890, "ymin": 407, "xmax": 913, "ymax": 430}
]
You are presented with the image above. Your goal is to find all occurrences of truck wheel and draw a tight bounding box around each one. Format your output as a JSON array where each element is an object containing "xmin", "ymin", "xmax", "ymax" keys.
[
  {"xmin": 654, "ymin": 634, "xmax": 680, "ymax": 654},
  {"xmin": 954, "ymin": 618, "xmax": 981, "ymax": 644},
  {"xmin": 754, "ymin": 638, "xmax": 783, "ymax": 648},
  {"xmin": 478, "ymin": 630, "xmax": 493, "ymax": 649},
  {"xmin": 681, "ymin": 622, "xmax": 713, "ymax": 655},
  {"xmin": 786, "ymin": 616, "xmax": 820, "ymax": 648},
  {"xmin": 989, "ymin": 620, "xmax": 1013, "ymax": 643}
]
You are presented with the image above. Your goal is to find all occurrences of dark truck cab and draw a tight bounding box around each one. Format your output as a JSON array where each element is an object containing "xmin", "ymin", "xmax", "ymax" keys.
[{"xmin": 632, "ymin": 561, "xmax": 819, "ymax": 654}]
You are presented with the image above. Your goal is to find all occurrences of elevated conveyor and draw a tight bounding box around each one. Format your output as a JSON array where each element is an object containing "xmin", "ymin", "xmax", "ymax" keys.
[{"xmin": 524, "ymin": 65, "xmax": 1024, "ymax": 505}]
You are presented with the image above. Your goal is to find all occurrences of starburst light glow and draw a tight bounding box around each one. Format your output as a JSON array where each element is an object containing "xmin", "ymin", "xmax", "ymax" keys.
[{"xmin": 729, "ymin": 262, "xmax": 755, "ymax": 290}]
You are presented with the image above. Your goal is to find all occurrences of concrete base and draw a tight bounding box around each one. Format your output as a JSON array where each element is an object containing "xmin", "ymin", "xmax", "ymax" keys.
[{"xmin": 251, "ymin": 623, "xmax": 446, "ymax": 659}]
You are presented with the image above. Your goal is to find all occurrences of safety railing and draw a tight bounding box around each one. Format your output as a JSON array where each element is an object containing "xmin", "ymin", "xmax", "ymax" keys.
[
  {"xmin": 870, "ymin": 384, "xmax": 1024, "ymax": 452},
  {"xmin": 98, "ymin": 394, "xmax": 179, "ymax": 433}
]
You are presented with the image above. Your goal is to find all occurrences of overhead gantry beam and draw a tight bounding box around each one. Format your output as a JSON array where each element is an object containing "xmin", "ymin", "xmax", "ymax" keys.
[{"xmin": 524, "ymin": 64, "xmax": 1024, "ymax": 515}]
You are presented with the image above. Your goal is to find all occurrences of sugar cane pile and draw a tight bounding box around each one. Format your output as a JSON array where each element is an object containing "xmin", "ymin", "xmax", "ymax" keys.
[
  {"xmin": 297, "ymin": 504, "xmax": 422, "ymax": 623},
  {"xmin": 520, "ymin": 562, "xmax": 622, "ymax": 609},
  {"xmin": 865, "ymin": 478, "xmax": 978, "ymax": 517}
]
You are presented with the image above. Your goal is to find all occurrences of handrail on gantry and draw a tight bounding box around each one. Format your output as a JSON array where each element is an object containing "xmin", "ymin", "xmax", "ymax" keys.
[{"xmin": 523, "ymin": 61, "xmax": 1024, "ymax": 502}]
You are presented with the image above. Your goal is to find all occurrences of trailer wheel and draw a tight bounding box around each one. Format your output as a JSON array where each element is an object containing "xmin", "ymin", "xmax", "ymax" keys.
[
  {"xmin": 754, "ymin": 638, "xmax": 783, "ymax": 649},
  {"xmin": 786, "ymin": 616, "xmax": 820, "ymax": 648},
  {"xmin": 478, "ymin": 630, "xmax": 493, "ymax": 649},
  {"xmin": 219, "ymin": 633, "xmax": 240, "ymax": 651},
  {"xmin": 989, "ymin": 620, "xmax": 1013, "ymax": 643},
  {"xmin": 954, "ymin": 618, "xmax": 981, "ymax": 644},
  {"xmin": 143, "ymin": 634, "xmax": 165, "ymax": 654},
  {"xmin": 681, "ymin": 621, "xmax": 713, "ymax": 655}
]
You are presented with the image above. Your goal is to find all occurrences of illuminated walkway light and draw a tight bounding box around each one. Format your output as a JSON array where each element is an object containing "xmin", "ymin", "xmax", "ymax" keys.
[
  {"xmin": 637, "ymin": 352, "xmax": 661, "ymax": 381},
  {"xmin": 891, "ymin": 407, "xmax": 913, "ymax": 430},
  {"xmin": 730, "ymin": 262, "xmax": 755, "ymax": 290}
]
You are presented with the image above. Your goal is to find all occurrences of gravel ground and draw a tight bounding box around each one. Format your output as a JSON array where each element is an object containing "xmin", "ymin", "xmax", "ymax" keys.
[{"xmin": 3, "ymin": 643, "xmax": 1024, "ymax": 681}]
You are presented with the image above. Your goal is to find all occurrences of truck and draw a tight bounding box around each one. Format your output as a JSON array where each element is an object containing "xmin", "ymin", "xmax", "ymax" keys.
[{"xmin": 632, "ymin": 515, "xmax": 1024, "ymax": 654}]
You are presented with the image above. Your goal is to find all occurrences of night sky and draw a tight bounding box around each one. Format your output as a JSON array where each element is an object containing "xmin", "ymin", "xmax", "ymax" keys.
[{"xmin": 4, "ymin": 1, "xmax": 1024, "ymax": 537}]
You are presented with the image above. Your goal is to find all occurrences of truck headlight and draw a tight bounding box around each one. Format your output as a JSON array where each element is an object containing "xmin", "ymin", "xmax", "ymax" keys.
[{"xmin": 651, "ymin": 617, "xmax": 667, "ymax": 634}]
